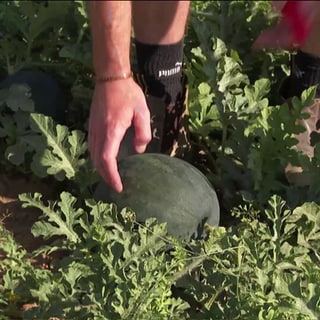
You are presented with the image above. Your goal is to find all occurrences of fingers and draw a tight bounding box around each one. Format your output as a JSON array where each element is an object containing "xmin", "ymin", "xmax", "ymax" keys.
[
  {"xmin": 97, "ymin": 104, "xmax": 151, "ymax": 192},
  {"xmin": 88, "ymin": 80, "xmax": 151, "ymax": 193},
  {"xmin": 133, "ymin": 105, "xmax": 152, "ymax": 154},
  {"xmin": 91, "ymin": 131, "xmax": 124, "ymax": 193},
  {"xmin": 101, "ymin": 127, "xmax": 125, "ymax": 193},
  {"xmin": 88, "ymin": 115, "xmax": 124, "ymax": 193}
]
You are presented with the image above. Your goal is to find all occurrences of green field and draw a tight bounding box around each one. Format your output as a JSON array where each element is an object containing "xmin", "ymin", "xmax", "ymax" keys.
[{"xmin": 0, "ymin": 1, "xmax": 320, "ymax": 319}]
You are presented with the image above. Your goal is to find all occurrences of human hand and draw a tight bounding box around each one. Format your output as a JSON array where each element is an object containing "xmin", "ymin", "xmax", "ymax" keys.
[{"xmin": 88, "ymin": 78, "xmax": 152, "ymax": 192}]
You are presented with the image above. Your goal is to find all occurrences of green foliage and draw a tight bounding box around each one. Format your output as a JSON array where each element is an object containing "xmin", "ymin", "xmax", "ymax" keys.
[
  {"xmin": 186, "ymin": 1, "xmax": 290, "ymax": 93},
  {"xmin": 1, "ymin": 193, "xmax": 190, "ymax": 319},
  {"xmin": 0, "ymin": 104, "xmax": 98, "ymax": 192},
  {"xmin": 1, "ymin": 193, "xmax": 320, "ymax": 319},
  {"xmin": 0, "ymin": 0, "xmax": 94, "ymax": 134},
  {"xmin": 177, "ymin": 196, "xmax": 320, "ymax": 319},
  {"xmin": 184, "ymin": 2, "xmax": 319, "ymax": 209},
  {"xmin": 27, "ymin": 114, "xmax": 88, "ymax": 180},
  {"xmin": 1, "ymin": 1, "xmax": 320, "ymax": 319},
  {"xmin": 0, "ymin": 1, "xmax": 90, "ymax": 75}
]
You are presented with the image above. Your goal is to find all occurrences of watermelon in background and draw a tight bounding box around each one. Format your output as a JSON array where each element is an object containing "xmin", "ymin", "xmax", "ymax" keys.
[{"xmin": 0, "ymin": 70, "xmax": 66, "ymax": 123}]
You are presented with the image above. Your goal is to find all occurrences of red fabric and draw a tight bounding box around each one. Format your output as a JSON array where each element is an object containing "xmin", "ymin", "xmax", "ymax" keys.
[{"xmin": 282, "ymin": 1, "xmax": 313, "ymax": 45}]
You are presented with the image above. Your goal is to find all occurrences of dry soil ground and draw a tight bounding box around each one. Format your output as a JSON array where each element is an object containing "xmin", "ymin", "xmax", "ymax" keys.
[{"xmin": 0, "ymin": 172, "xmax": 56, "ymax": 265}]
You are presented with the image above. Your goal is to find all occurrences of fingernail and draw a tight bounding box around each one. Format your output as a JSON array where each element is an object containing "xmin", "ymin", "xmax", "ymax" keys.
[
  {"xmin": 115, "ymin": 183, "xmax": 123, "ymax": 193},
  {"xmin": 135, "ymin": 145, "xmax": 146, "ymax": 153}
]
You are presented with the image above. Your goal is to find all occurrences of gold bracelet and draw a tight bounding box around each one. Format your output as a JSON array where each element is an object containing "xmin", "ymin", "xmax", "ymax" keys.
[{"xmin": 95, "ymin": 72, "xmax": 133, "ymax": 82}]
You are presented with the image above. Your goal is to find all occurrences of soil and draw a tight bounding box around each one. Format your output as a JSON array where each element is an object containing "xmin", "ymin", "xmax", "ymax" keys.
[{"xmin": 0, "ymin": 172, "xmax": 56, "ymax": 261}]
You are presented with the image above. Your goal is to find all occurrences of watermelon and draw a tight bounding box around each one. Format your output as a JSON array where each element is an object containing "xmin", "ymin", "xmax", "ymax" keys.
[
  {"xmin": 94, "ymin": 153, "xmax": 220, "ymax": 240},
  {"xmin": 0, "ymin": 70, "xmax": 66, "ymax": 122}
]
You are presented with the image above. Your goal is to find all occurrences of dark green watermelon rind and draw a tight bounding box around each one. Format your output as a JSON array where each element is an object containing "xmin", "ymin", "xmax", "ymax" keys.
[{"xmin": 94, "ymin": 153, "xmax": 220, "ymax": 240}]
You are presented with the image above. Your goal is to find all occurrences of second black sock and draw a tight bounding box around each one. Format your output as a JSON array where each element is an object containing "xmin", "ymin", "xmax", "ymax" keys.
[{"xmin": 288, "ymin": 50, "xmax": 320, "ymax": 98}]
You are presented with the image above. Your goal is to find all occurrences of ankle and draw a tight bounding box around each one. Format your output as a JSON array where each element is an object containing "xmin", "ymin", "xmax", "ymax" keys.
[{"xmin": 134, "ymin": 39, "xmax": 185, "ymax": 104}]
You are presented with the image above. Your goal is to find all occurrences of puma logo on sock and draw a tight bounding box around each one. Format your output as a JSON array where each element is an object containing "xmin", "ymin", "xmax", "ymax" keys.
[{"xmin": 158, "ymin": 62, "xmax": 182, "ymax": 78}]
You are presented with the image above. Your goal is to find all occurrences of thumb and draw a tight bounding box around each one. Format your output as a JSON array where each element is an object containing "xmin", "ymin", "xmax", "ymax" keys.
[{"xmin": 133, "ymin": 105, "xmax": 152, "ymax": 154}]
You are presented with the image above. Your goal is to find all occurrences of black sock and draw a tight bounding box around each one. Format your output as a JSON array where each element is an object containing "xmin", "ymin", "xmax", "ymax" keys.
[
  {"xmin": 288, "ymin": 50, "xmax": 320, "ymax": 98},
  {"xmin": 134, "ymin": 39, "xmax": 184, "ymax": 104}
]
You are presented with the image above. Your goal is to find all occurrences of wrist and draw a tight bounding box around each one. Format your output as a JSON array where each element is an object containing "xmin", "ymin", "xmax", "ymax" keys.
[
  {"xmin": 92, "ymin": 44, "xmax": 131, "ymax": 78},
  {"xmin": 93, "ymin": 61, "xmax": 131, "ymax": 78},
  {"xmin": 95, "ymin": 71, "xmax": 133, "ymax": 83}
]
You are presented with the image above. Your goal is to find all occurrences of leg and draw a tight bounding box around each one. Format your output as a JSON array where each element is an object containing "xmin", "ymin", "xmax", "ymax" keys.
[
  {"xmin": 132, "ymin": 1, "xmax": 190, "ymax": 45},
  {"xmin": 132, "ymin": 1, "xmax": 192, "ymax": 158},
  {"xmin": 301, "ymin": 12, "xmax": 320, "ymax": 56}
]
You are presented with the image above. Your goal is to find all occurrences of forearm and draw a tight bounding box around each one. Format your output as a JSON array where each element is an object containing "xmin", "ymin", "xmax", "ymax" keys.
[{"xmin": 88, "ymin": 1, "xmax": 132, "ymax": 77}]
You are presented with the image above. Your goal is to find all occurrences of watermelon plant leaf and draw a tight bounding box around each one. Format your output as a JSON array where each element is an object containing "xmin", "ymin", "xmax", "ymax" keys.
[
  {"xmin": 26, "ymin": 113, "xmax": 87, "ymax": 181},
  {"xmin": 5, "ymin": 143, "xmax": 31, "ymax": 166},
  {"xmin": 59, "ymin": 43, "xmax": 92, "ymax": 69},
  {"xmin": 18, "ymin": 1, "xmax": 71, "ymax": 43},
  {"xmin": 287, "ymin": 202, "xmax": 320, "ymax": 259},
  {"xmin": 301, "ymin": 85, "xmax": 317, "ymax": 108},
  {"xmin": 5, "ymin": 84, "xmax": 34, "ymax": 112},
  {"xmin": 19, "ymin": 192, "xmax": 82, "ymax": 243}
]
